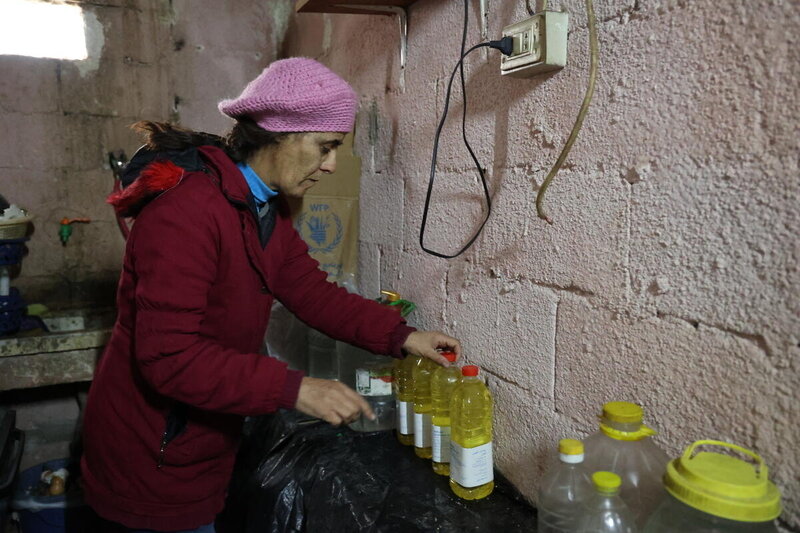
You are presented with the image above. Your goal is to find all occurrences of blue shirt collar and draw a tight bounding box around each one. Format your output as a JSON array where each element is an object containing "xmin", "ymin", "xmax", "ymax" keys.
[{"xmin": 237, "ymin": 163, "xmax": 278, "ymax": 205}]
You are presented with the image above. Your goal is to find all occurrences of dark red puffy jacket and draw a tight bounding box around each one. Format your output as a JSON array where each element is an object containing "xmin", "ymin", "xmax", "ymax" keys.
[{"xmin": 81, "ymin": 145, "xmax": 413, "ymax": 530}]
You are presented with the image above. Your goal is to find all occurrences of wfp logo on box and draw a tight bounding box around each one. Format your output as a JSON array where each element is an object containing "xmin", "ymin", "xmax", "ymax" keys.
[{"xmin": 297, "ymin": 204, "xmax": 343, "ymax": 253}]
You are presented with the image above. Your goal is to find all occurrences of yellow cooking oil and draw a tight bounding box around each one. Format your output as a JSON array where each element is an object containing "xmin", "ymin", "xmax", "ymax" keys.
[
  {"xmin": 394, "ymin": 355, "xmax": 419, "ymax": 446},
  {"xmin": 412, "ymin": 355, "xmax": 438, "ymax": 459},
  {"xmin": 431, "ymin": 351, "xmax": 461, "ymax": 476},
  {"xmin": 449, "ymin": 365, "xmax": 494, "ymax": 500}
]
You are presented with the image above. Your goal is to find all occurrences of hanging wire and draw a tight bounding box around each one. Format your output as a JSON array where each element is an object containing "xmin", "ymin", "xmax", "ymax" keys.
[
  {"xmin": 419, "ymin": 0, "xmax": 493, "ymax": 258},
  {"xmin": 534, "ymin": 0, "xmax": 599, "ymax": 223}
]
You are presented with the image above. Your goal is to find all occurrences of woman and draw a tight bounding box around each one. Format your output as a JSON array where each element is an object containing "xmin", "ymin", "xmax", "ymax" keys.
[{"xmin": 82, "ymin": 58, "xmax": 460, "ymax": 532}]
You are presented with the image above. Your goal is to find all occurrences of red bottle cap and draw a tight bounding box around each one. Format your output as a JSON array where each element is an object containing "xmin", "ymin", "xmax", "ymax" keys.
[
  {"xmin": 462, "ymin": 365, "xmax": 479, "ymax": 377},
  {"xmin": 441, "ymin": 351, "xmax": 457, "ymax": 363}
]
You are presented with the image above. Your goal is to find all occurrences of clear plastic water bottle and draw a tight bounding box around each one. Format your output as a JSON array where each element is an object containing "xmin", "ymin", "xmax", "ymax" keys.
[
  {"xmin": 430, "ymin": 351, "xmax": 460, "ymax": 476},
  {"xmin": 643, "ymin": 440, "xmax": 782, "ymax": 533},
  {"xmin": 412, "ymin": 355, "xmax": 438, "ymax": 459},
  {"xmin": 449, "ymin": 365, "xmax": 494, "ymax": 500},
  {"xmin": 348, "ymin": 359, "xmax": 395, "ymax": 433},
  {"xmin": 578, "ymin": 471, "xmax": 638, "ymax": 533},
  {"xmin": 583, "ymin": 401, "xmax": 669, "ymax": 528},
  {"xmin": 537, "ymin": 439, "xmax": 593, "ymax": 533},
  {"xmin": 333, "ymin": 341, "xmax": 395, "ymax": 432}
]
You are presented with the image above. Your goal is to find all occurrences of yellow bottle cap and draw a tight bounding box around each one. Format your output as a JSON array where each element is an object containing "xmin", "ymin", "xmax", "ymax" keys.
[
  {"xmin": 559, "ymin": 439, "xmax": 584, "ymax": 456},
  {"xmin": 664, "ymin": 440, "xmax": 782, "ymax": 523},
  {"xmin": 380, "ymin": 290, "xmax": 401, "ymax": 302},
  {"xmin": 602, "ymin": 401, "xmax": 643, "ymax": 423},
  {"xmin": 600, "ymin": 423, "xmax": 657, "ymax": 441},
  {"xmin": 598, "ymin": 401, "xmax": 657, "ymax": 441},
  {"xmin": 592, "ymin": 471, "xmax": 621, "ymax": 493}
]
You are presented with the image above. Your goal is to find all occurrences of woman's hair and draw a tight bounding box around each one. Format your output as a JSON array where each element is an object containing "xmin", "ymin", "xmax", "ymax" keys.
[
  {"xmin": 224, "ymin": 118, "xmax": 290, "ymax": 162},
  {"xmin": 131, "ymin": 118, "xmax": 290, "ymax": 163}
]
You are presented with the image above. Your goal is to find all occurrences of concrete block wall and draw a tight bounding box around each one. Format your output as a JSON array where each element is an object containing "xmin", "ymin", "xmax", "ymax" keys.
[
  {"xmin": 0, "ymin": 0, "xmax": 279, "ymax": 308},
  {"xmin": 1, "ymin": 0, "xmax": 796, "ymax": 528},
  {"xmin": 281, "ymin": 0, "xmax": 800, "ymax": 528}
]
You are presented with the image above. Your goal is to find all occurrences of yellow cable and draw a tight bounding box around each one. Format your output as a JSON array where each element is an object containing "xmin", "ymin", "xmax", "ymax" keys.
[{"xmin": 535, "ymin": 0, "xmax": 599, "ymax": 223}]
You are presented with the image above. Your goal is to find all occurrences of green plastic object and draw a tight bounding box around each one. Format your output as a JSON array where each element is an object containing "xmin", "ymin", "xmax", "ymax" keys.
[
  {"xmin": 26, "ymin": 304, "xmax": 49, "ymax": 316},
  {"xmin": 377, "ymin": 290, "xmax": 417, "ymax": 317},
  {"xmin": 59, "ymin": 223, "xmax": 73, "ymax": 245},
  {"xmin": 387, "ymin": 299, "xmax": 416, "ymax": 317}
]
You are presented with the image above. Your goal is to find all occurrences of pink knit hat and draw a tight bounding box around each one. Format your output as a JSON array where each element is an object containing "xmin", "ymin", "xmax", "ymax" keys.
[{"xmin": 218, "ymin": 58, "xmax": 357, "ymax": 133}]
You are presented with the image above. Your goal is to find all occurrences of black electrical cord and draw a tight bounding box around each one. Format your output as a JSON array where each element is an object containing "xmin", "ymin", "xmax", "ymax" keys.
[{"xmin": 419, "ymin": 1, "xmax": 512, "ymax": 259}]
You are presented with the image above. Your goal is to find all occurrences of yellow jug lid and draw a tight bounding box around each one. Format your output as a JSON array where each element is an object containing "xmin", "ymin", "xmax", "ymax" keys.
[
  {"xmin": 603, "ymin": 401, "xmax": 643, "ymax": 423},
  {"xmin": 592, "ymin": 471, "xmax": 621, "ymax": 493},
  {"xmin": 664, "ymin": 440, "xmax": 782, "ymax": 522},
  {"xmin": 559, "ymin": 439, "xmax": 584, "ymax": 455}
]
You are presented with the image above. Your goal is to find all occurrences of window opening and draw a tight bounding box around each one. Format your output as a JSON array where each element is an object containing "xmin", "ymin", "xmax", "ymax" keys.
[{"xmin": 0, "ymin": 0, "xmax": 88, "ymax": 60}]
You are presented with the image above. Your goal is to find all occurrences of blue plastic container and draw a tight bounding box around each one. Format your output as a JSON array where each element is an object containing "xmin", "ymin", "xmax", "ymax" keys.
[{"xmin": 11, "ymin": 459, "xmax": 88, "ymax": 533}]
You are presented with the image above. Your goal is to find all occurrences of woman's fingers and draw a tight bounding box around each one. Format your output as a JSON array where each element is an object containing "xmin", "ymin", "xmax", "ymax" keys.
[{"xmin": 295, "ymin": 377, "xmax": 375, "ymax": 426}]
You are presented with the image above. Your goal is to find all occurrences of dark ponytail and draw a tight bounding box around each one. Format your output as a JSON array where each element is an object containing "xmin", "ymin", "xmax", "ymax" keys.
[
  {"xmin": 132, "ymin": 121, "xmax": 226, "ymax": 151},
  {"xmin": 131, "ymin": 118, "xmax": 290, "ymax": 164}
]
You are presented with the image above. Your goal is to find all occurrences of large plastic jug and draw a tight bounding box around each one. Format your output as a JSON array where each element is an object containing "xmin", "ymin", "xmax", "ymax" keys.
[
  {"xmin": 430, "ymin": 351, "xmax": 460, "ymax": 475},
  {"xmin": 583, "ymin": 401, "xmax": 669, "ymax": 527},
  {"xmin": 577, "ymin": 471, "xmax": 638, "ymax": 532},
  {"xmin": 412, "ymin": 356, "xmax": 438, "ymax": 459},
  {"xmin": 643, "ymin": 440, "xmax": 781, "ymax": 533},
  {"xmin": 449, "ymin": 365, "xmax": 494, "ymax": 500},
  {"xmin": 537, "ymin": 439, "xmax": 593, "ymax": 533},
  {"xmin": 393, "ymin": 355, "xmax": 420, "ymax": 446}
]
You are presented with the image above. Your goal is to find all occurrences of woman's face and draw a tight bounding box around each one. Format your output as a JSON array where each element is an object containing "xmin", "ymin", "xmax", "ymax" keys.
[{"xmin": 251, "ymin": 132, "xmax": 346, "ymax": 198}]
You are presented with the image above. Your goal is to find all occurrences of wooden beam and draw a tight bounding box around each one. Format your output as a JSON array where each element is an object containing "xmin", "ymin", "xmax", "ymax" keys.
[{"xmin": 296, "ymin": 0, "xmax": 416, "ymax": 15}]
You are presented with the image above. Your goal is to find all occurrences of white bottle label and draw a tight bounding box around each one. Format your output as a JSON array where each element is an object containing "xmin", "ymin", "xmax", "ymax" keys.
[
  {"xmin": 356, "ymin": 368, "xmax": 393, "ymax": 396},
  {"xmin": 432, "ymin": 424, "xmax": 451, "ymax": 463},
  {"xmin": 449, "ymin": 441, "xmax": 493, "ymax": 488},
  {"xmin": 413, "ymin": 412, "xmax": 432, "ymax": 448},
  {"xmin": 397, "ymin": 401, "xmax": 412, "ymax": 435}
]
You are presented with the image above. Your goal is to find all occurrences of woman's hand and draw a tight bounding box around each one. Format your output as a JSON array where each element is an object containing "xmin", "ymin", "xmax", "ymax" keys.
[
  {"xmin": 402, "ymin": 331, "xmax": 462, "ymax": 366},
  {"xmin": 295, "ymin": 377, "xmax": 375, "ymax": 426}
]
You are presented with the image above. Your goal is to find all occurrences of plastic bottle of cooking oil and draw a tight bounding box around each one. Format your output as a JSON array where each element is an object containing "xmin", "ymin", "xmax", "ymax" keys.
[
  {"xmin": 430, "ymin": 351, "xmax": 460, "ymax": 475},
  {"xmin": 537, "ymin": 439, "xmax": 593, "ymax": 533},
  {"xmin": 412, "ymin": 355, "xmax": 438, "ymax": 458},
  {"xmin": 583, "ymin": 401, "xmax": 669, "ymax": 528},
  {"xmin": 577, "ymin": 471, "xmax": 638, "ymax": 533},
  {"xmin": 394, "ymin": 354, "xmax": 420, "ymax": 446},
  {"xmin": 449, "ymin": 365, "xmax": 494, "ymax": 500}
]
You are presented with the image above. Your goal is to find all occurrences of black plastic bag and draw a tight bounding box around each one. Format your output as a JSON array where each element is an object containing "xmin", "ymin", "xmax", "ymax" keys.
[{"xmin": 220, "ymin": 411, "xmax": 536, "ymax": 532}]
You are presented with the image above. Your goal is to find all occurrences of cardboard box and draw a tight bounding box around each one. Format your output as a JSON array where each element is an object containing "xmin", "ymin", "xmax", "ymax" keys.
[{"xmin": 292, "ymin": 132, "xmax": 360, "ymax": 283}]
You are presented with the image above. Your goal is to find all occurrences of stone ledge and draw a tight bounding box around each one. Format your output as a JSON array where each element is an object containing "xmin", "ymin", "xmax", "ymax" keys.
[
  {"xmin": 0, "ymin": 329, "xmax": 111, "ymax": 358},
  {"xmin": 0, "ymin": 347, "xmax": 102, "ymax": 391}
]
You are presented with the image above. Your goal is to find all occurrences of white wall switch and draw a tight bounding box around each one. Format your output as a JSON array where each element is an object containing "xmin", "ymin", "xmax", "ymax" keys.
[{"xmin": 501, "ymin": 11, "xmax": 568, "ymax": 78}]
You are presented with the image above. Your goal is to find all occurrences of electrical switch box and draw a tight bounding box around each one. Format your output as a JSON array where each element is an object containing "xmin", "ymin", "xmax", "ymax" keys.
[{"xmin": 500, "ymin": 11, "xmax": 568, "ymax": 78}]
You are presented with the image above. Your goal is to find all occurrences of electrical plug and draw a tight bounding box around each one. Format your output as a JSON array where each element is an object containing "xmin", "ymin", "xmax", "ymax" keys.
[{"xmin": 488, "ymin": 36, "xmax": 514, "ymax": 56}]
